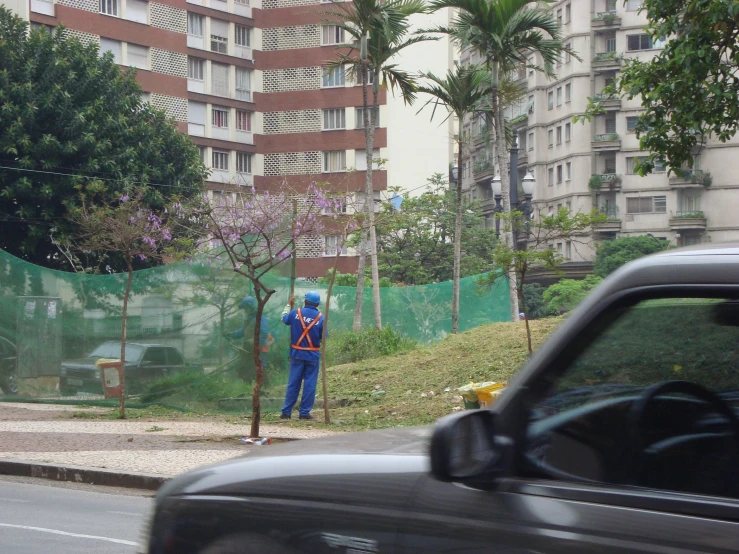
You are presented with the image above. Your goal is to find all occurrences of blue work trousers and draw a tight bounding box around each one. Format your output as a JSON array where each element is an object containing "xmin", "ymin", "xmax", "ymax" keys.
[{"xmin": 281, "ymin": 357, "xmax": 320, "ymax": 417}]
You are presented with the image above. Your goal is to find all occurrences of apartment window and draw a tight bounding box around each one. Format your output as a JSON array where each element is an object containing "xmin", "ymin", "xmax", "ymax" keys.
[
  {"xmin": 626, "ymin": 156, "xmax": 647, "ymax": 174},
  {"xmin": 557, "ymin": 164, "xmax": 563, "ymax": 183},
  {"xmin": 548, "ymin": 168, "xmax": 554, "ymax": 186},
  {"xmin": 556, "ymin": 9, "xmax": 562, "ymax": 25},
  {"xmin": 556, "ymin": 87, "xmax": 562, "ymax": 106},
  {"xmin": 99, "ymin": 38, "xmax": 121, "ymax": 63},
  {"xmin": 100, "ymin": 0, "xmax": 118, "ymax": 16},
  {"xmin": 236, "ymin": 152, "xmax": 252, "ymax": 174},
  {"xmin": 325, "ymin": 235, "xmax": 347, "ymax": 256},
  {"xmin": 682, "ymin": 194, "xmax": 701, "ymax": 213},
  {"xmin": 627, "ymin": 196, "xmax": 667, "ymax": 214},
  {"xmin": 566, "ymin": 161, "xmax": 572, "ymax": 180},
  {"xmin": 654, "ymin": 158, "xmax": 667, "ymax": 173},
  {"xmin": 548, "ymin": 91, "xmax": 554, "ymax": 110},
  {"xmin": 235, "ymin": 25, "xmax": 250, "ymax": 47},
  {"xmin": 628, "ymin": 34, "xmax": 654, "ymax": 51},
  {"xmin": 321, "ymin": 25, "xmax": 345, "ymax": 45},
  {"xmin": 606, "ymin": 0, "xmax": 617, "ymax": 11},
  {"xmin": 528, "ymin": 132, "xmax": 534, "ymax": 151},
  {"xmin": 236, "ymin": 68, "xmax": 252, "ymax": 101},
  {"xmin": 566, "ymin": 201, "xmax": 572, "ymax": 211},
  {"xmin": 323, "ymin": 151, "xmax": 346, "ymax": 172},
  {"xmin": 548, "ymin": 129, "xmax": 554, "ymax": 147},
  {"xmin": 565, "ymin": 3, "xmax": 571, "ymax": 22},
  {"xmin": 355, "ymin": 148, "xmax": 380, "ymax": 171},
  {"xmin": 126, "ymin": 0, "xmax": 147, "ymax": 23},
  {"xmin": 212, "ymin": 150, "xmax": 229, "ymax": 171},
  {"xmin": 565, "ymin": 83, "xmax": 571, "ymax": 102},
  {"xmin": 236, "ymin": 110, "xmax": 251, "ymax": 131},
  {"xmin": 565, "ymin": 241, "xmax": 572, "ymax": 259},
  {"xmin": 556, "ymin": 126, "xmax": 562, "ymax": 144},
  {"xmin": 605, "ymin": 32, "xmax": 616, "ymax": 52},
  {"xmin": 188, "ymin": 57, "xmax": 204, "ymax": 80},
  {"xmin": 127, "ymin": 43, "xmax": 149, "ymax": 70},
  {"xmin": 198, "ymin": 146, "xmax": 206, "ymax": 165},
  {"xmin": 187, "ymin": 13, "xmax": 203, "ymax": 36},
  {"xmin": 355, "ymin": 107, "xmax": 380, "ymax": 128},
  {"xmin": 528, "ymin": 56, "xmax": 535, "ymax": 76},
  {"xmin": 604, "ymin": 153, "xmax": 616, "ymax": 173},
  {"xmin": 211, "ymin": 20, "xmax": 229, "ymax": 53},
  {"xmin": 565, "ymin": 43, "xmax": 571, "ymax": 63},
  {"xmin": 212, "ymin": 107, "xmax": 229, "ymax": 128},
  {"xmin": 565, "ymin": 122, "xmax": 571, "ymax": 141},
  {"xmin": 323, "ymin": 65, "xmax": 345, "ymax": 87},
  {"xmin": 211, "ymin": 62, "xmax": 229, "ymax": 97},
  {"xmin": 626, "ymin": 116, "xmax": 639, "ymax": 132},
  {"xmin": 323, "ymin": 108, "xmax": 346, "ymax": 130},
  {"xmin": 605, "ymin": 116, "xmax": 616, "ymax": 134},
  {"xmin": 627, "ymin": 0, "xmax": 643, "ymax": 10}
]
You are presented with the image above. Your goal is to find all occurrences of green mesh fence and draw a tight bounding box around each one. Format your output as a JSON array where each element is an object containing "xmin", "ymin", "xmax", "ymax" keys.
[{"xmin": 0, "ymin": 248, "xmax": 510, "ymax": 412}]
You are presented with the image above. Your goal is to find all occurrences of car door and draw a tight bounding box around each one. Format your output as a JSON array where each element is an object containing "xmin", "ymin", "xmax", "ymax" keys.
[
  {"xmin": 402, "ymin": 288, "xmax": 739, "ymax": 553},
  {"xmin": 165, "ymin": 347, "xmax": 185, "ymax": 373},
  {"xmin": 140, "ymin": 346, "xmax": 169, "ymax": 381}
]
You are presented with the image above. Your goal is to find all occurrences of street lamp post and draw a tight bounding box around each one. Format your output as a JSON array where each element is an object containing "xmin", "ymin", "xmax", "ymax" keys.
[
  {"xmin": 449, "ymin": 164, "xmax": 459, "ymax": 187},
  {"xmin": 491, "ymin": 170, "xmax": 536, "ymax": 247}
]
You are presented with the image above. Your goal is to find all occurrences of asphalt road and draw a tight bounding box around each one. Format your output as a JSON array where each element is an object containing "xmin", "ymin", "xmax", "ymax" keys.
[{"xmin": 0, "ymin": 476, "xmax": 152, "ymax": 554}]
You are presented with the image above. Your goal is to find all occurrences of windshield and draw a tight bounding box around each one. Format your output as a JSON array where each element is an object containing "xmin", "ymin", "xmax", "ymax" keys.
[{"xmin": 89, "ymin": 343, "xmax": 145, "ymax": 363}]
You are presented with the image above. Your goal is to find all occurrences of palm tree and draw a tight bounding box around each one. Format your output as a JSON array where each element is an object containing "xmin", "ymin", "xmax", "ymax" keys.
[
  {"xmin": 323, "ymin": 0, "xmax": 432, "ymax": 330},
  {"xmin": 429, "ymin": 0, "xmax": 573, "ymax": 322},
  {"xmin": 417, "ymin": 63, "xmax": 489, "ymax": 334}
]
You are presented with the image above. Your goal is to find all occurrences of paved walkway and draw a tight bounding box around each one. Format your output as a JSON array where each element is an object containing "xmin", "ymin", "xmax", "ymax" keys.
[{"xmin": 0, "ymin": 404, "xmax": 338, "ymax": 476}]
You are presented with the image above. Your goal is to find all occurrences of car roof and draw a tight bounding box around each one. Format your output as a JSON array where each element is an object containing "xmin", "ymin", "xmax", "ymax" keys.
[{"xmin": 98, "ymin": 342, "xmax": 168, "ymax": 348}]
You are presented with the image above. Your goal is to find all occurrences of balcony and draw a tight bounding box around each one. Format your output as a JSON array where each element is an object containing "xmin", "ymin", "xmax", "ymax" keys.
[
  {"xmin": 517, "ymin": 152, "xmax": 528, "ymax": 167},
  {"xmin": 473, "ymin": 125, "xmax": 490, "ymax": 146},
  {"xmin": 510, "ymin": 113, "xmax": 529, "ymax": 128},
  {"xmin": 591, "ymin": 133, "xmax": 621, "ymax": 151},
  {"xmin": 669, "ymin": 212, "xmax": 707, "ymax": 231},
  {"xmin": 480, "ymin": 198, "xmax": 497, "ymax": 215},
  {"xmin": 593, "ymin": 92, "xmax": 621, "ymax": 111},
  {"xmin": 473, "ymin": 159, "xmax": 495, "ymax": 181},
  {"xmin": 669, "ymin": 170, "xmax": 712, "ymax": 188},
  {"xmin": 592, "ymin": 52, "xmax": 623, "ymax": 72},
  {"xmin": 593, "ymin": 206, "xmax": 621, "ymax": 233},
  {"xmin": 589, "ymin": 173, "xmax": 622, "ymax": 191},
  {"xmin": 591, "ymin": 11, "xmax": 621, "ymax": 29}
]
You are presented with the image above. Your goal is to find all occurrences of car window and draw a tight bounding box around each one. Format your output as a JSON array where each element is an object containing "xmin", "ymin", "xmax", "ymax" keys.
[
  {"xmin": 143, "ymin": 347, "xmax": 167, "ymax": 365},
  {"xmin": 167, "ymin": 348, "xmax": 184, "ymax": 365},
  {"xmin": 525, "ymin": 297, "xmax": 739, "ymax": 499},
  {"xmin": 89, "ymin": 342, "xmax": 145, "ymax": 363}
]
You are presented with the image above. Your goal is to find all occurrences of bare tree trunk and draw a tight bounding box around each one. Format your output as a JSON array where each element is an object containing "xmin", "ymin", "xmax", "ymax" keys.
[
  {"xmin": 119, "ymin": 254, "xmax": 133, "ymax": 419},
  {"xmin": 319, "ymin": 228, "xmax": 347, "ymax": 425},
  {"xmin": 353, "ymin": 228, "xmax": 367, "ymax": 331},
  {"xmin": 218, "ymin": 307, "xmax": 225, "ymax": 366},
  {"xmin": 451, "ymin": 138, "xmax": 463, "ymax": 334},
  {"xmin": 250, "ymin": 290, "xmax": 274, "ymax": 438},
  {"xmin": 368, "ymin": 73, "xmax": 382, "ymax": 329},
  {"xmin": 490, "ymin": 62, "xmax": 520, "ymax": 321},
  {"xmin": 518, "ymin": 277, "xmax": 532, "ymax": 354}
]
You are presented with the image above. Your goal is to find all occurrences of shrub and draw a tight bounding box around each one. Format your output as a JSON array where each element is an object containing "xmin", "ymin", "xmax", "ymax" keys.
[
  {"xmin": 594, "ymin": 235, "xmax": 667, "ymax": 277},
  {"xmin": 522, "ymin": 283, "xmax": 556, "ymax": 320},
  {"xmin": 543, "ymin": 275, "xmax": 603, "ymax": 314},
  {"xmin": 326, "ymin": 326, "xmax": 416, "ymax": 366}
]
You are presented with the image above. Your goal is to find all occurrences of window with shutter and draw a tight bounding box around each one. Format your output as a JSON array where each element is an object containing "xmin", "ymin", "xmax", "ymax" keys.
[
  {"xmin": 604, "ymin": 154, "xmax": 616, "ymax": 173},
  {"xmin": 126, "ymin": 0, "xmax": 147, "ymax": 23},
  {"xmin": 99, "ymin": 38, "xmax": 121, "ymax": 63},
  {"xmin": 211, "ymin": 20, "xmax": 229, "ymax": 53},
  {"xmin": 127, "ymin": 44, "xmax": 149, "ymax": 69},
  {"xmin": 188, "ymin": 102, "xmax": 206, "ymax": 125},
  {"xmin": 605, "ymin": 116, "xmax": 616, "ymax": 133},
  {"xmin": 548, "ymin": 168, "xmax": 554, "ymax": 186},
  {"xmin": 211, "ymin": 63, "xmax": 229, "ymax": 97}
]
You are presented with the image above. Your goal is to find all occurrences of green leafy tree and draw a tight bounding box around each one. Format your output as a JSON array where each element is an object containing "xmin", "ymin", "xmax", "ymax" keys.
[
  {"xmin": 577, "ymin": 0, "xmax": 739, "ymax": 175},
  {"xmin": 479, "ymin": 208, "xmax": 604, "ymax": 353},
  {"xmin": 0, "ymin": 9, "xmax": 206, "ymax": 270},
  {"xmin": 521, "ymin": 283, "xmax": 553, "ymax": 320},
  {"xmin": 417, "ymin": 64, "xmax": 490, "ymax": 334},
  {"xmin": 543, "ymin": 275, "xmax": 603, "ymax": 314},
  {"xmin": 429, "ymin": 0, "xmax": 575, "ymax": 321},
  {"xmin": 594, "ymin": 235, "xmax": 667, "ymax": 278},
  {"xmin": 373, "ymin": 175, "xmax": 498, "ymax": 285},
  {"xmin": 323, "ymin": 0, "xmax": 432, "ymax": 330}
]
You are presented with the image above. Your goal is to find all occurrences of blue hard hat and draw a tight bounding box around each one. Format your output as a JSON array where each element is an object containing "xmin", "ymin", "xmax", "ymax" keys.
[
  {"xmin": 304, "ymin": 291, "xmax": 321, "ymax": 306},
  {"xmin": 240, "ymin": 296, "xmax": 257, "ymax": 310}
]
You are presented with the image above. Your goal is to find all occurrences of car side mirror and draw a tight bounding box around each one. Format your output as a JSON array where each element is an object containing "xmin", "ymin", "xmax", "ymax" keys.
[{"xmin": 430, "ymin": 409, "xmax": 512, "ymax": 489}]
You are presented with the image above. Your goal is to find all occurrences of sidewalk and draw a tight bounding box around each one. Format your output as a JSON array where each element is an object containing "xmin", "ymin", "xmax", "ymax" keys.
[{"xmin": 0, "ymin": 403, "xmax": 338, "ymax": 478}]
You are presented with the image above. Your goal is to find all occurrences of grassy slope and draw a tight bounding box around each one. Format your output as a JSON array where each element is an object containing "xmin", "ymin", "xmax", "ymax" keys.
[{"xmin": 263, "ymin": 317, "xmax": 563, "ymax": 430}]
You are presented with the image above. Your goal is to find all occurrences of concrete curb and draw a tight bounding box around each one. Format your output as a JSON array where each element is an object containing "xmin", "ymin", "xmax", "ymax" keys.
[{"xmin": 0, "ymin": 459, "xmax": 171, "ymax": 491}]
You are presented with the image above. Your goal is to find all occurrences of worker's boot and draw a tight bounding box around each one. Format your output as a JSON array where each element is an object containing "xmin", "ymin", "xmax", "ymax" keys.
[{"xmin": 298, "ymin": 414, "xmax": 314, "ymax": 421}]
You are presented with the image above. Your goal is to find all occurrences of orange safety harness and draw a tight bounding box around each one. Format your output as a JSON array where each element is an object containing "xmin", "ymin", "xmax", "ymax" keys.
[{"xmin": 291, "ymin": 308, "xmax": 323, "ymax": 351}]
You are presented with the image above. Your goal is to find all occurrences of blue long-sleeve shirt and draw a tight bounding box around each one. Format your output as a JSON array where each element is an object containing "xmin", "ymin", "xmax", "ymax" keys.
[
  {"xmin": 282, "ymin": 304, "xmax": 324, "ymax": 361},
  {"xmin": 231, "ymin": 314, "xmax": 270, "ymax": 346}
]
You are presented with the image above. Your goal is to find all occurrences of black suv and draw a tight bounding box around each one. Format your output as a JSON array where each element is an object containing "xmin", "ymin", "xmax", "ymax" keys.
[
  {"xmin": 139, "ymin": 244, "xmax": 739, "ymax": 553},
  {"xmin": 0, "ymin": 336, "xmax": 17, "ymax": 395},
  {"xmin": 60, "ymin": 342, "xmax": 197, "ymax": 395}
]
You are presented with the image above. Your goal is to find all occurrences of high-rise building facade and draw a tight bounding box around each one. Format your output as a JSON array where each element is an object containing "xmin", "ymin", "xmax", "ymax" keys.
[
  {"xmin": 460, "ymin": 0, "xmax": 739, "ymax": 265},
  {"xmin": 16, "ymin": 0, "xmax": 456, "ymax": 278}
]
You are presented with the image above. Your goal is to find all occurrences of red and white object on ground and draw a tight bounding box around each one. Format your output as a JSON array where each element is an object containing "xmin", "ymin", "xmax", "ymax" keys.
[{"xmin": 95, "ymin": 358, "xmax": 123, "ymax": 399}]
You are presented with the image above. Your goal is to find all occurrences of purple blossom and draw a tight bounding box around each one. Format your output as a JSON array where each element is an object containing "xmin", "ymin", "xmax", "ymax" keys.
[{"xmin": 120, "ymin": 195, "xmax": 129, "ymax": 203}]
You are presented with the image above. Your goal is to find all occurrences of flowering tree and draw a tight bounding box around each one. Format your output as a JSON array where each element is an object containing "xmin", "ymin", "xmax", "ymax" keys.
[
  {"xmin": 69, "ymin": 191, "xmax": 187, "ymax": 418},
  {"xmin": 201, "ymin": 183, "xmax": 330, "ymax": 438}
]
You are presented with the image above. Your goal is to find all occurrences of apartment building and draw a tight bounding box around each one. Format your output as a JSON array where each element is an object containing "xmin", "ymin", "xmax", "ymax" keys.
[
  {"xmin": 14, "ymin": 0, "xmax": 455, "ymax": 278},
  {"xmin": 460, "ymin": 0, "xmax": 739, "ymax": 265}
]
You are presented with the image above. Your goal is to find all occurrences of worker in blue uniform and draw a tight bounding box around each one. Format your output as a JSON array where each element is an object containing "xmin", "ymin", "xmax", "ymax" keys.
[
  {"xmin": 280, "ymin": 291, "xmax": 324, "ymax": 420},
  {"xmin": 227, "ymin": 296, "xmax": 271, "ymax": 382}
]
